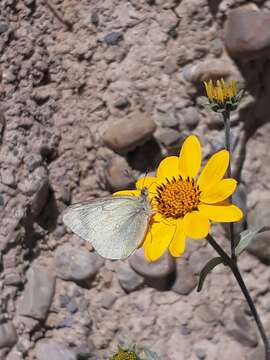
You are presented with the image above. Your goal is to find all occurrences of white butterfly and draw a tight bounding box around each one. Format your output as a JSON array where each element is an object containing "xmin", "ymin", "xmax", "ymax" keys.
[{"xmin": 62, "ymin": 188, "xmax": 153, "ymax": 260}]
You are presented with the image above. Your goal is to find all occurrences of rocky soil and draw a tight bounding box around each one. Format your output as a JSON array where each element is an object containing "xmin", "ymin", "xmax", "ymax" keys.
[{"xmin": 1, "ymin": 0, "xmax": 270, "ymax": 359}]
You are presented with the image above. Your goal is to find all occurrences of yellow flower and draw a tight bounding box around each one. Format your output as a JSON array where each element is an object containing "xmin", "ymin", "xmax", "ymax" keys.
[
  {"xmin": 204, "ymin": 79, "xmax": 240, "ymax": 112},
  {"xmin": 115, "ymin": 135, "xmax": 243, "ymax": 262}
]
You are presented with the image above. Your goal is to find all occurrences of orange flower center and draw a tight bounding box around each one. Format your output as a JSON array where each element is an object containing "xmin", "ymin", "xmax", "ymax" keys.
[{"xmin": 155, "ymin": 176, "xmax": 201, "ymax": 218}]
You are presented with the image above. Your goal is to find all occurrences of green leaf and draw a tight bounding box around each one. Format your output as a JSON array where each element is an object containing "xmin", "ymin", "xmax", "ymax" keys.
[
  {"xmin": 143, "ymin": 348, "xmax": 161, "ymax": 360},
  {"xmin": 235, "ymin": 227, "xmax": 270, "ymax": 256},
  {"xmin": 197, "ymin": 257, "xmax": 224, "ymax": 292}
]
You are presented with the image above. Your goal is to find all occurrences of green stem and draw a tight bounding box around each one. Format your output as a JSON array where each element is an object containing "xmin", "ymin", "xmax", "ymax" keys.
[
  {"xmin": 206, "ymin": 234, "xmax": 270, "ymax": 360},
  {"xmin": 222, "ymin": 111, "xmax": 236, "ymax": 262}
]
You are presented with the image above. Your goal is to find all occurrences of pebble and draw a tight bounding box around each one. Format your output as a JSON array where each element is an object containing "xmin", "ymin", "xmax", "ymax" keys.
[
  {"xmin": 105, "ymin": 156, "xmax": 134, "ymax": 191},
  {"xmin": 116, "ymin": 261, "xmax": 144, "ymax": 292},
  {"xmin": 102, "ymin": 110, "xmax": 157, "ymax": 154},
  {"xmin": 54, "ymin": 244, "xmax": 104, "ymax": 281},
  {"xmin": 225, "ymin": 306, "xmax": 258, "ymax": 347},
  {"xmin": 91, "ymin": 12, "xmax": 99, "ymax": 27},
  {"xmin": 100, "ymin": 291, "xmax": 117, "ymax": 309},
  {"xmin": 196, "ymin": 304, "xmax": 219, "ymax": 324},
  {"xmin": 0, "ymin": 321, "xmax": 18, "ymax": 348},
  {"xmin": 172, "ymin": 260, "xmax": 197, "ymax": 295},
  {"xmin": 17, "ymin": 264, "xmax": 56, "ymax": 320},
  {"xmin": 104, "ymin": 32, "xmax": 123, "ymax": 46},
  {"xmin": 225, "ymin": 8, "xmax": 270, "ymax": 59},
  {"xmin": 35, "ymin": 341, "xmax": 77, "ymax": 360},
  {"xmin": 247, "ymin": 200, "xmax": 270, "ymax": 263},
  {"xmin": 66, "ymin": 300, "xmax": 78, "ymax": 314},
  {"xmin": 30, "ymin": 177, "xmax": 50, "ymax": 218},
  {"xmin": 129, "ymin": 249, "xmax": 175, "ymax": 279},
  {"xmin": 155, "ymin": 128, "xmax": 182, "ymax": 147},
  {"xmin": 0, "ymin": 22, "xmax": 9, "ymax": 34},
  {"xmin": 113, "ymin": 97, "xmax": 130, "ymax": 109},
  {"xmin": 189, "ymin": 249, "xmax": 213, "ymax": 275},
  {"xmin": 1, "ymin": 168, "xmax": 16, "ymax": 188},
  {"xmin": 180, "ymin": 107, "xmax": 200, "ymax": 130},
  {"xmin": 182, "ymin": 59, "xmax": 237, "ymax": 84},
  {"xmin": 59, "ymin": 294, "xmax": 70, "ymax": 307},
  {"xmin": 155, "ymin": 106, "xmax": 179, "ymax": 128}
]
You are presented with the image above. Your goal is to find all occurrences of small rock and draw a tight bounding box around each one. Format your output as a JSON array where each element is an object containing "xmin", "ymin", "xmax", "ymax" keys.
[
  {"xmin": 225, "ymin": 306, "xmax": 258, "ymax": 347},
  {"xmin": 35, "ymin": 341, "xmax": 77, "ymax": 360},
  {"xmin": 0, "ymin": 22, "xmax": 9, "ymax": 34},
  {"xmin": 100, "ymin": 291, "xmax": 117, "ymax": 309},
  {"xmin": 31, "ymin": 85, "xmax": 59, "ymax": 104},
  {"xmin": 247, "ymin": 346, "xmax": 265, "ymax": 360},
  {"xmin": 155, "ymin": 0, "xmax": 181, "ymax": 8},
  {"xmin": 189, "ymin": 249, "xmax": 213, "ymax": 275},
  {"xmin": 172, "ymin": 260, "xmax": 197, "ymax": 295},
  {"xmin": 105, "ymin": 156, "xmax": 134, "ymax": 191},
  {"xmin": 225, "ymin": 8, "xmax": 270, "ymax": 59},
  {"xmin": 91, "ymin": 12, "xmax": 99, "ymax": 27},
  {"xmin": 116, "ymin": 261, "xmax": 144, "ymax": 292},
  {"xmin": 0, "ymin": 322, "xmax": 18, "ymax": 349},
  {"xmin": 102, "ymin": 111, "xmax": 157, "ymax": 154},
  {"xmin": 0, "ymin": 194, "xmax": 4, "ymax": 207},
  {"xmin": 24, "ymin": 154, "xmax": 43, "ymax": 173},
  {"xmin": 129, "ymin": 249, "xmax": 175, "ymax": 279},
  {"xmin": 59, "ymin": 294, "xmax": 71, "ymax": 307},
  {"xmin": 196, "ymin": 304, "xmax": 219, "ymax": 324},
  {"xmin": 113, "ymin": 97, "xmax": 130, "ymax": 109},
  {"xmin": 155, "ymin": 106, "xmax": 179, "ymax": 128},
  {"xmin": 104, "ymin": 32, "xmax": 123, "ymax": 46},
  {"xmin": 57, "ymin": 317, "xmax": 74, "ymax": 328},
  {"xmin": 0, "ymin": 168, "xmax": 16, "ymax": 188},
  {"xmin": 155, "ymin": 128, "xmax": 182, "ymax": 147},
  {"xmin": 54, "ymin": 244, "xmax": 104, "ymax": 281},
  {"xmin": 230, "ymin": 183, "xmax": 247, "ymax": 236},
  {"xmin": 180, "ymin": 107, "xmax": 200, "ymax": 130},
  {"xmin": 4, "ymin": 270, "xmax": 22, "ymax": 286},
  {"xmin": 17, "ymin": 265, "xmax": 56, "ymax": 320},
  {"xmin": 182, "ymin": 59, "xmax": 238, "ymax": 84},
  {"xmin": 66, "ymin": 300, "xmax": 78, "ymax": 314},
  {"xmin": 194, "ymin": 347, "xmax": 207, "ymax": 360},
  {"xmin": 247, "ymin": 200, "xmax": 270, "ymax": 263},
  {"xmin": 31, "ymin": 176, "xmax": 50, "ymax": 218}
]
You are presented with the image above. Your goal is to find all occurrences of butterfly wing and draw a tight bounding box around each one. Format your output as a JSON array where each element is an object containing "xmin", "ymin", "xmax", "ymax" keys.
[{"xmin": 62, "ymin": 196, "xmax": 150, "ymax": 259}]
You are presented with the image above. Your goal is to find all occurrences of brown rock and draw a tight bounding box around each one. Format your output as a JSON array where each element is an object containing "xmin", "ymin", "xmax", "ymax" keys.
[
  {"xmin": 225, "ymin": 8, "xmax": 270, "ymax": 59},
  {"xmin": 182, "ymin": 59, "xmax": 238, "ymax": 84},
  {"xmin": 129, "ymin": 249, "xmax": 175, "ymax": 280},
  {"xmin": 172, "ymin": 260, "xmax": 197, "ymax": 295},
  {"xmin": 105, "ymin": 156, "xmax": 134, "ymax": 191},
  {"xmin": 247, "ymin": 200, "xmax": 270, "ymax": 263},
  {"xmin": 102, "ymin": 111, "xmax": 156, "ymax": 154},
  {"xmin": 0, "ymin": 322, "xmax": 18, "ymax": 349}
]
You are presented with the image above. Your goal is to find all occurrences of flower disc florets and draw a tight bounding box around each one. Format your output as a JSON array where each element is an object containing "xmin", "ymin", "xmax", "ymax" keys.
[{"xmin": 155, "ymin": 176, "xmax": 201, "ymax": 218}]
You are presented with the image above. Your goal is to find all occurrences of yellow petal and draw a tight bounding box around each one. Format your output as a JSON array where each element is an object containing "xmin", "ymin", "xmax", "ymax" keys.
[
  {"xmin": 143, "ymin": 215, "xmax": 176, "ymax": 261},
  {"xmin": 156, "ymin": 156, "xmax": 179, "ymax": 180},
  {"xmin": 198, "ymin": 203, "xmax": 243, "ymax": 222},
  {"xmin": 200, "ymin": 179, "xmax": 237, "ymax": 204},
  {"xmin": 182, "ymin": 211, "xmax": 210, "ymax": 239},
  {"xmin": 179, "ymin": 135, "xmax": 202, "ymax": 179},
  {"xmin": 113, "ymin": 190, "xmax": 141, "ymax": 197},
  {"xmin": 169, "ymin": 220, "xmax": 186, "ymax": 257},
  {"xmin": 197, "ymin": 150, "xmax": 229, "ymax": 192}
]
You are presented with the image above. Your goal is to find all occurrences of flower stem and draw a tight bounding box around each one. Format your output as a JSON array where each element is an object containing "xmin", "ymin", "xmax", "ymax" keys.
[
  {"xmin": 206, "ymin": 234, "xmax": 270, "ymax": 360},
  {"xmin": 222, "ymin": 111, "xmax": 236, "ymax": 262}
]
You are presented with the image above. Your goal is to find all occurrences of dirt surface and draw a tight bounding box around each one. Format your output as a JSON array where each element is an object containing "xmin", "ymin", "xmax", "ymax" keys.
[{"xmin": 1, "ymin": 0, "xmax": 270, "ymax": 359}]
